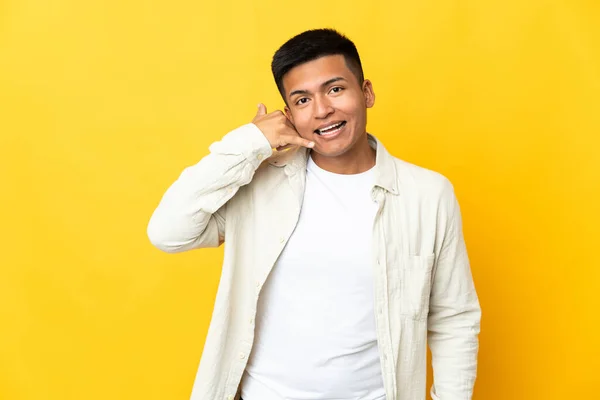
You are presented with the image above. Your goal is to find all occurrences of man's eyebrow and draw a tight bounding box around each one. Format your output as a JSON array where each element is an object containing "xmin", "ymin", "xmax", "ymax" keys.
[
  {"xmin": 288, "ymin": 77, "xmax": 347, "ymax": 99},
  {"xmin": 321, "ymin": 76, "xmax": 346, "ymax": 87}
]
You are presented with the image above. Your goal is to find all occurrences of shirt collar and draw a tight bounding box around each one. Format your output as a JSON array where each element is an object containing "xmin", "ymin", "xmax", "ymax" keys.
[{"xmin": 267, "ymin": 133, "xmax": 399, "ymax": 195}]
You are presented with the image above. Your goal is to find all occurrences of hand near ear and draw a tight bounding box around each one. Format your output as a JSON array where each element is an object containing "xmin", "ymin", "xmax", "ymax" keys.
[{"xmin": 252, "ymin": 103, "xmax": 314, "ymax": 151}]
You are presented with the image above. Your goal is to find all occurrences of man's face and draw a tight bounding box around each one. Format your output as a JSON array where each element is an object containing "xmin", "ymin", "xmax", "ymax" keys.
[{"xmin": 283, "ymin": 55, "xmax": 375, "ymax": 158}]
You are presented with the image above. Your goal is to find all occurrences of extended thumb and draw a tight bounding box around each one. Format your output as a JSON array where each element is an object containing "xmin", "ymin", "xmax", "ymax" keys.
[{"xmin": 256, "ymin": 103, "xmax": 267, "ymax": 116}]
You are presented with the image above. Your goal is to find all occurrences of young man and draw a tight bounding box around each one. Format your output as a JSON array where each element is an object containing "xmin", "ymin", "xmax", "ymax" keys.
[{"xmin": 147, "ymin": 29, "xmax": 481, "ymax": 400}]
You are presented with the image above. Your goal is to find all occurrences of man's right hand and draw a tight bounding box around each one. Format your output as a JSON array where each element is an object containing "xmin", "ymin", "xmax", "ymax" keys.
[{"xmin": 252, "ymin": 103, "xmax": 315, "ymax": 151}]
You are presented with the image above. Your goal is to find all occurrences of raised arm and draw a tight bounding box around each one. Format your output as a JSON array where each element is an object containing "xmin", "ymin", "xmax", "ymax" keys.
[{"xmin": 147, "ymin": 104, "xmax": 314, "ymax": 253}]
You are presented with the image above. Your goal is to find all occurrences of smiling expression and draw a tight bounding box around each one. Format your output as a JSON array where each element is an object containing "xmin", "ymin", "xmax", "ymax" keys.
[{"xmin": 283, "ymin": 54, "xmax": 375, "ymax": 159}]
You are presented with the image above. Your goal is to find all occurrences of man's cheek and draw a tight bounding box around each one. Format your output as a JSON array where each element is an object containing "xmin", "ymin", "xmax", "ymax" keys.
[
  {"xmin": 296, "ymin": 123, "xmax": 312, "ymax": 137},
  {"xmin": 300, "ymin": 130, "xmax": 314, "ymax": 140}
]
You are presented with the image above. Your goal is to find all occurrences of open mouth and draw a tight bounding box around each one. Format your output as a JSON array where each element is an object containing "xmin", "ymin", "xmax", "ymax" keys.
[{"xmin": 314, "ymin": 121, "xmax": 347, "ymax": 136}]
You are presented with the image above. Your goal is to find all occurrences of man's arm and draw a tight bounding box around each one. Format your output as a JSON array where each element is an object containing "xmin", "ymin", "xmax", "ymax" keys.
[
  {"xmin": 147, "ymin": 123, "xmax": 273, "ymax": 253},
  {"xmin": 146, "ymin": 104, "xmax": 314, "ymax": 253},
  {"xmin": 428, "ymin": 180, "xmax": 481, "ymax": 400}
]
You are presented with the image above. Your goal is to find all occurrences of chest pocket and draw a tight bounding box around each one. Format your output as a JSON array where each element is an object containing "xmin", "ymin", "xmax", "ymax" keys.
[{"xmin": 388, "ymin": 254, "xmax": 435, "ymax": 320}]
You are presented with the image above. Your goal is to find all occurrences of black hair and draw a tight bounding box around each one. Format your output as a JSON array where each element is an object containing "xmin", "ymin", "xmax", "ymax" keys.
[{"xmin": 271, "ymin": 28, "xmax": 364, "ymax": 102}]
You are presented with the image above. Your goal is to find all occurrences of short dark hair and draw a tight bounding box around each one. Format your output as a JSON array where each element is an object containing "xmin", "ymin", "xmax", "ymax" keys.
[{"xmin": 271, "ymin": 28, "xmax": 365, "ymax": 102}]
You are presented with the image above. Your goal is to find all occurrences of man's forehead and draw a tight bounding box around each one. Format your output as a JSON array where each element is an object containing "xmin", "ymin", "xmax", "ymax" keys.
[{"xmin": 283, "ymin": 56, "xmax": 352, "ymax": 94}]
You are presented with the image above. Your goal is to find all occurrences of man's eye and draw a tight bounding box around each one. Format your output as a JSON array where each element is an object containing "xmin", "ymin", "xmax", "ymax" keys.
[
  {"xmin": 296, "ymin": 98, "xmax": 309, "ymax": 105},
  {"xmin": 330, "ymin": 87, "xmax": 343, "ymax": 94}
]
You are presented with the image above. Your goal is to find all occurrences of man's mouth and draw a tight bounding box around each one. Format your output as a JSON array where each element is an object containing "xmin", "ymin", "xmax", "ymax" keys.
[{"xmin": 314, "ymin": 121, "xmax": 347, "ymax": 136}]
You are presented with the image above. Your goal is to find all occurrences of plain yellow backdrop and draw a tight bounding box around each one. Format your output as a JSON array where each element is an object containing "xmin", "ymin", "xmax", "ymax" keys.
[{"xmin": 1, "ymin": 0, "xmax": 598, "ymax": 399}]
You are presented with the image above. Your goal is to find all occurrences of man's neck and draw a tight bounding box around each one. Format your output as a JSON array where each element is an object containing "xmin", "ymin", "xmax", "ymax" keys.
[{"xmin": 310, "ymin": 135, "xmax": 376, "ymax": 175}]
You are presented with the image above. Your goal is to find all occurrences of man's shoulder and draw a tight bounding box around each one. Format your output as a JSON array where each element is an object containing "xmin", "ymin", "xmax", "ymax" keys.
[{"xmin": 389, "ymin": 155, "xmax": 455, "ymax": 199}]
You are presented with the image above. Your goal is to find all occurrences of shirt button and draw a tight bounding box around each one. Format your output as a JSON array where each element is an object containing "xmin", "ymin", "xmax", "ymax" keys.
[
  {"xmin": 256, "ymin": 281, "xmax": 261, "ymax": 287},
  {"xmin": 378, "ymin": 308, "xmax": 383, "ymax": 315},
  {"xmin": 239, "ymin": 353, "xmax": 246, "ymax": 359},
  {"xmin": 279, "ymin": 237, "xmax": 285, "ymax": 243},
  {"xmin": 257, "ymin": 154, "xmax": 264, "ymax": 160},
  {"xmin": 249, "ymin": 317, "xmax": 254, "ymax": 324},
  {"xmin": 227, "ymin": 396, "xmax": 234, "ymax": 400}
]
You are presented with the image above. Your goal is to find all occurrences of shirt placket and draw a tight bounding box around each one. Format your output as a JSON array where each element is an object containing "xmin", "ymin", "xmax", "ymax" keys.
[
  {"xmin": 372, "ymin": 188, "xmax": 397, "ymax": 400},
  {"xmin": 224, "ymin": 167, "xmax": 305, "ymax": 400}
]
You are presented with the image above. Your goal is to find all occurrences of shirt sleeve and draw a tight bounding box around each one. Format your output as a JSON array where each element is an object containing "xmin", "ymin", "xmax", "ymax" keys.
[
  {"xmin": 428, "ymin": 179, "xmax": 482, "ymax": 400},
  {"xmin": 147, "ymin": 123, "xmax": 272, "ymax": 253}
]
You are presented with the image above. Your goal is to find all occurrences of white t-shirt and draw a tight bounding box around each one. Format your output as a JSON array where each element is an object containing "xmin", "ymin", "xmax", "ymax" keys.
[{"xmin": 240, "ymin": 155, "xmax": 385, "ymax": 400}]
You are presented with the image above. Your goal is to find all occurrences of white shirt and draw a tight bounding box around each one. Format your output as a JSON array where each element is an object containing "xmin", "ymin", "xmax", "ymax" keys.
[
  {"xmin": 146, "ymin": 124, "xmax": 481, "ymax": 400},
  {"xmin": 241, "ymin": 156, "xmax": 384, "ymax": 400}
]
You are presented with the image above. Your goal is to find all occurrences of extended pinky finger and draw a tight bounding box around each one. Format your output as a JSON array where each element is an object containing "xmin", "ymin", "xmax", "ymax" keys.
[{"xmin": 291, "ymin": 136, "xmax": 315, "ymax": 149}]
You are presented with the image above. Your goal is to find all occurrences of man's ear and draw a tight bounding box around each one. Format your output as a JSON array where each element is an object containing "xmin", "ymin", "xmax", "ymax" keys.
[
  {"xmin": 284, "ymin": 106, "xmax": 294, "ymax": 124},
  {"xmin": 363, "ymin": 79, "xmax": 375, "ymax": 108}
]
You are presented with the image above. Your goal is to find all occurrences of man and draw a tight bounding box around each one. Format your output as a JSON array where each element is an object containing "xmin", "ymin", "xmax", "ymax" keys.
[{"xmin": 147, "ymin": 28, "xmax": 481, "ymax": 400}]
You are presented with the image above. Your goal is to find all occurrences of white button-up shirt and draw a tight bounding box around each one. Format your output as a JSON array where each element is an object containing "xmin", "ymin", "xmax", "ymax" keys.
[{"xmin": 147, "ymin": 124, "xmax": 481, "ymax": 400}]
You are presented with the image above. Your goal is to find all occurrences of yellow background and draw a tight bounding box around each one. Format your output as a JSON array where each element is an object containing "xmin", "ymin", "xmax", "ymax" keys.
[{"xmin": 1, "ymin": 0, "xmax": 598, "ymax": 399}]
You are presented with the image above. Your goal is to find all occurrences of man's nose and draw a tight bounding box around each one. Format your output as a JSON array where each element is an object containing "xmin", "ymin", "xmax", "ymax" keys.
[{"xmin": 314, "ymin": 95, "xmax": 334, "ymax": 119}]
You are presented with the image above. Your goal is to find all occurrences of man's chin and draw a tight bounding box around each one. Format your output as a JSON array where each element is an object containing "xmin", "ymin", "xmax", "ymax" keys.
[{"xmin": 310, "ymin": 145, "xmax": 352, "ymax": 158}]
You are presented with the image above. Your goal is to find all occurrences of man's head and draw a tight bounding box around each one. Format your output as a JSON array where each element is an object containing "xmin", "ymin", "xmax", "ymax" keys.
[
  {"xmin": 271, "ymin": 28, "xmax": 375, "ymax": 160},
  {"xmin": 271, "ymin": 29, "xmax": 365, "ymax": 101}
]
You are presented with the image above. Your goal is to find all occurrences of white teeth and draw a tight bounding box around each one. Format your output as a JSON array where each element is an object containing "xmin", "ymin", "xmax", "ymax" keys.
[
  {"xmin": 322, "ymin": 123, "xmax": 340, "ymax": 131},
  {"xmin": 318, "ymin": 122, "xmax": 343, "ymax": 134}
]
